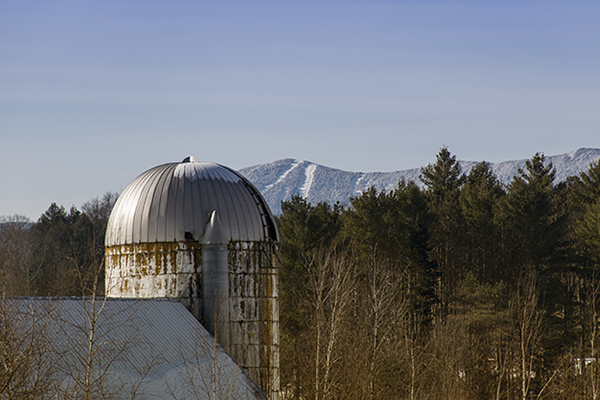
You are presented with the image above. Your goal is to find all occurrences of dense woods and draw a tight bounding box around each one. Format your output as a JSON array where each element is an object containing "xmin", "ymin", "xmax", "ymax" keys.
[
  {"xmin": 2, "ymin": 149, "xmax": 600, "ymax": 399},
  {"xmin": 277, "ymin": 149, "xmax": 600, "ymax": 400},
  {"xmin": 0, "ymin": 193, "xmax": 117, "ymax": 297}
]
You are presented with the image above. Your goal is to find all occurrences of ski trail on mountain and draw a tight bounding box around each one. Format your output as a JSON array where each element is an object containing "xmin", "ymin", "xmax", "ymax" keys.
[
  {"xmin": 354, "ymin": 174, "xmax": 366, "ymax": 195},
  {"xmin": 299, "ymin": 164, "xmax": 316, "ymax": 198},
  {"xmin": 264, "ymin": 160, "xmax": 300, "ymax": 192}
]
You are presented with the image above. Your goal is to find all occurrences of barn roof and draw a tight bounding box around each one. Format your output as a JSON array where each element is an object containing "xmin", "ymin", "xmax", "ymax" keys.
[{"xmin": 2, "ymin": 297, "xmax": 264, "ymax": 400}]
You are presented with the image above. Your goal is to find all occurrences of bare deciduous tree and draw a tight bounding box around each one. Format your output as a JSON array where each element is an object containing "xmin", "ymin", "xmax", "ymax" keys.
[
  {"xmin": 0, "ymin": 215, "xmax": 32, "ymax": 295},
  {"xmin": 56, "ymin": 262, "xmax": 157, "ymax": 400},
  {"xmin": 302, "ymin": 245, "xmax": 356, "ymax": 400},
  {"xmin": 364, "ymin": 251, "xmax": 404, "ymax": 400},
  {"xmin": 510, "ymin": 274, "xmax": 547, "ymax": 400},
  {"xmin": 0, "ymin": 297, "xmax": 59, "ymax": 399}
]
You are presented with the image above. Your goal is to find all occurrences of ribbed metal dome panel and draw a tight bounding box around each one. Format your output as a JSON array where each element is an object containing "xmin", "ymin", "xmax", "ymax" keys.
[{"xmin": 105, "ymin": 159, "xmax": 279, "ymax": 246}]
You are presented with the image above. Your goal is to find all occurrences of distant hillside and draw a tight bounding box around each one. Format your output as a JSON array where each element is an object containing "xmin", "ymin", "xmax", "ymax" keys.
[{"xmin": 239, "ymin": 148, "xmax": 600, "ymax": 215}]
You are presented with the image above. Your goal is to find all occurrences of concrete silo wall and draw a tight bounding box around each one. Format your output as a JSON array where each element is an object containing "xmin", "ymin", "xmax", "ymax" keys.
[
  {"xmin": 228, "ymin": 241, "xmax": 279, "ymax": 399},
  {"xmin": 104, "ymin": 241, "xmax": 203, "ymax": 319},
  {"xmin": 104, "ymin": 240, "xmax": 279, "ymax": 399}
]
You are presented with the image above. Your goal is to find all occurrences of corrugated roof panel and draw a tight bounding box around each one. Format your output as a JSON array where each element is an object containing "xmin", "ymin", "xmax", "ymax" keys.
[
  {"xmin": 214, "ymin": 180, "xmax": 238, "ymax": 241},
  {"xmin": 181, "ymin": 163, "xmax": 198, "ymax": 238},
  {"xmin": 200, "ymin": 167, "xmax": 224, "ymax": 238},
  {"xmin": 147, "ymin": 166, "xmax": 173, "ymax": 243},
  {"xmin": 108, "ymin": 177, "xmax": 134, "ymax": 245},
  {"xmin": 156, "ymin": 166, "xmax": 175, "ymax": 242},
  {"xmin": 173, "ymin": 171, "xmax": 186, "ymax": 242},
  {"xmin": 238, "ymin": 185, "xmax": 263, "ymax": 241},
  {"xmin": 224, "ymin": 181, "xmax": 247, "ymax": 241},
  {"xmin": 136, "ymin": 166, "xmax": 166, "ymax": 243},
  {"xmin": 117, "ymin": 170, "xmax": 150, "ymax": 245},
  {"xmin": 5, "ymin": 298, "xmax": 264, "ymax": 399},
  {"xmin": 234, "ymin": 182, "xmax": 257, "ymax": 241},
  {"xmin": 195, "ymin": 177, "xmax": 211, "ymax": 239},
  {"xmin": 183, "ymin": 171, "xmax": 194, "ymax": 236},
  {"xmin": 225, "ymin": 165, "xmax": 272, "ymax": 241},
  {"xmin": 128, "ymin": 169, "xmax": 150, "ymax": 243}
]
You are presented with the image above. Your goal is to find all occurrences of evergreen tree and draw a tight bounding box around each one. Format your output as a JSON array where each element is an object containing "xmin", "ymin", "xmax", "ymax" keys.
[
  {"xmin": 278, "ymin": 195, "xmax": 342, "ymax": 334},
  {"xmin": 277, "ymin": 195, "xmax": 342, "ymax": 399},
  {"xmin": 341, "ymin": 182, "xmax": 438, "ymax": 399},
  {"xmin": 420, "ymin": 147, "xmax": 466, "ymax": 311},
  {"xmin": 343, "ymin": 186, "xmax": 399, "ymax": 264},
  {"xmin": 577, "ymin": 202, "xmax": 600, "ymax": 264},
  {"xmin": 575, "ymin": 159, "xmax": 600, "ymax": 205},
  {"xmin": 29, "ymin": 203, "xmax": 74, "ymax": 295},
  {"xmin": 393, "ymin": 180, "xmax": 438, "ymax": 320},
  {"xmin": 28, "ymin": 193, "xmax": 118, "ymax": 296},
  {"xmin": 459, "ymin": 161, "xmax": 505, "ymax": 285},
  {"xmin": 497, "ymin": 153, "xmax": 562, "ymax": 281},
  {"xmin": 497, "ymin": 153, "xmax": 573, "ymax": 377}
]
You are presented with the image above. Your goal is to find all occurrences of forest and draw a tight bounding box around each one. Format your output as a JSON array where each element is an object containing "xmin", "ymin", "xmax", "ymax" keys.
[
  {"xmin": 276, "ymin": 149, "xmax": 600, "ymax": 400},
  {"xmin": 2, "ymin": 148, "xmax": 600, "ymax": 399}
]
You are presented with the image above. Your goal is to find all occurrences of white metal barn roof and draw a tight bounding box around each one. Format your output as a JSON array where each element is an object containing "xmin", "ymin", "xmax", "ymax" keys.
[
  {"xmin": 105, "ymin": 157, "xmax": 279, "ymax": 246},
  {"xmin": 3, "ymin": 297, "xmax": 264, "ymax": 400}
]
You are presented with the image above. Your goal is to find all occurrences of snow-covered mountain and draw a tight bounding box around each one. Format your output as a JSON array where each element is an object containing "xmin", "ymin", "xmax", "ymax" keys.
[{"xmin": 239, "ymin": 148, "xmax": 600, "ymax": 215}]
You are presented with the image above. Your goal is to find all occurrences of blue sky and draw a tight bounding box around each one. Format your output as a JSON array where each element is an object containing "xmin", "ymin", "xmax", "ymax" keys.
[{"xmin": 2, "ymin": 1, "xmax": 600, "ymax": 219}]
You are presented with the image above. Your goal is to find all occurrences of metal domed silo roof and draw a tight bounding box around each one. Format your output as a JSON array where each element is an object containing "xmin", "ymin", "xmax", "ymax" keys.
[{"xmin": 105, "ymin": 157, "xmax": 279, "ymax": 246}]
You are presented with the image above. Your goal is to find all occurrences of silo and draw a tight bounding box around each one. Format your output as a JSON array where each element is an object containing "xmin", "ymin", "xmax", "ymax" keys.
[{"xmin": 104, "ymin": 156, "xmax": 280, "ymax": 398}]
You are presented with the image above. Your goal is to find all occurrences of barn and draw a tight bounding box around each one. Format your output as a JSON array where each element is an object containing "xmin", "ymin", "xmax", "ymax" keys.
[{"xmin": 2, "ymin": 157, "xmax": 280, "ymax": 399}]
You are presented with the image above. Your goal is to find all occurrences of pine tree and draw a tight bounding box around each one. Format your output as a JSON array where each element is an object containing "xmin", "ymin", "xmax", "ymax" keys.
[
  {"xmin": 459, "ymin": 161, "xmax": 505, "ymax": 285},
  {"xmin": 29, "ymin": 203, "xmax": 73, "ymax": 295},
  {"xmin": 576, "ymin": 159, "xmax": 600, "ymax": 205},
  {"xmin": 277, "ymin": 195, "xmax": 342, "ymax": 399},
  {"xmin": 497, "ymin": 153, "xmax": 561, "ymax": 281},
  {"xmin": 278, "ymin": 195, "xmax": 342, "ymax": 336},
  {"xmin": 420, "ymin": 147, "xmax": 466, "ymax": 312},
  {"xmin": 393, "ymin": 180, "xmax": 438, "ymax": 320},
  {"xmin": 27, "ymin": 195, "xmax": 118, "ymax": 297},
  {"xmin": 497, "ymin": 153, "xmax": 573, "ymax": 382}
]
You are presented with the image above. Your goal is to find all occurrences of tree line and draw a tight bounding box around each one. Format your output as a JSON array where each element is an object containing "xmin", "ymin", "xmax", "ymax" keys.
[
  {"xmin": 0, "ymin": 193, "xmax": 117, "ymax": 297},
  {"xmin": 277, "ymin": 148, "xmax": 600, "ymax": 400},
  {"xmin": 2, "ymin": 148, "xmax": 600, "ymax": 399}
]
